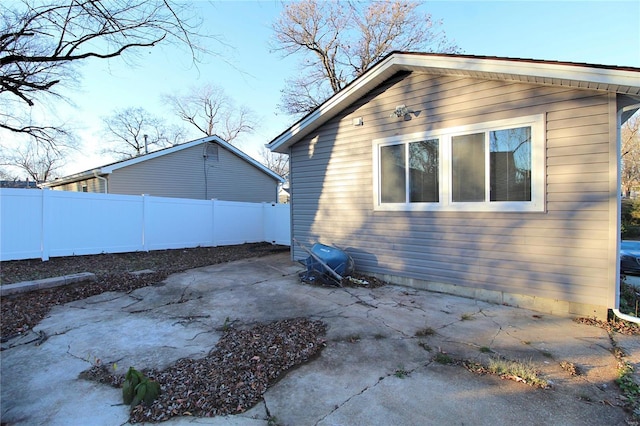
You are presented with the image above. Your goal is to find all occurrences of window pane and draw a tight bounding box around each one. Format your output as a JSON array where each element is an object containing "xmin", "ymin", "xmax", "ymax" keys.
[
  {"xmin": 490, "ymin": 127, "xmax": 531, "ymax": 201},
  {"xmin": 380, "ymin": 144, "xmax": 406, "ymax": 203},
  {"xmin": 409, "ymin": 140, "xmax": 439, "ymax": 202},
  {"xmin": 452, "ymin": 133, "xmax": 485, "ymax": 202}
]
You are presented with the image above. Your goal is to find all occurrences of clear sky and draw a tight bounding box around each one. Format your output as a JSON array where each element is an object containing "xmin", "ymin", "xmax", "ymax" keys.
[{"xmin": 19, "ymin": 0, "xmax": 640, "ymax": 176}]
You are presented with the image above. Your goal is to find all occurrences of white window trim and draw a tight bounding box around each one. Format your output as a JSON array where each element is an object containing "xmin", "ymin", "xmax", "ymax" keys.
[{"xmin": 372, "ymin": 114, "xmax": 546, "ymax": 212}]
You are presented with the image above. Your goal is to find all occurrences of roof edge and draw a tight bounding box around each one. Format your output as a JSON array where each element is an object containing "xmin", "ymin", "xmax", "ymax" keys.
[
  {"xmin": 268, "ymin": 51, "xmax": 640, "ymax": 153},
  {"xmin": 45, "ymin": 135, "xmax": 284, "ymax": 187}
]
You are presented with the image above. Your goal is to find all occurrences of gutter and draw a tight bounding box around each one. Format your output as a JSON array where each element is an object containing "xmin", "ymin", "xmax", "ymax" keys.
[
  {"xmin": 614, "ymin": 102, "xmax": 640, "ymax": 324},
  {"xmin": 93, "ymin": 172, "xmax": 108, "ymax": 193}
]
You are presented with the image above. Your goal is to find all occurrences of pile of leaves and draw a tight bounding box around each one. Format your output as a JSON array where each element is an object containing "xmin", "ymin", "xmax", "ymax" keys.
[
  {"xmin": 575, "ymin": 280, "xmax": 640, "ymax": 336},
  {"xmin": 81, "ymin": 318, "xmax": 327, "ymax": 423}
]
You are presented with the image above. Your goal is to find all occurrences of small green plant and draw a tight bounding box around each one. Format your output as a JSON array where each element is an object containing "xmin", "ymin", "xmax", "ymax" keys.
[
  {"xmin": 541, "ymin": 350, "xmax": 553, "ymax": 358},
  {"xmin": 418, "ymin": 341, "xmax": 432, "ymax": 351},
  {"xmin": 222, "ymin": 316, "xmax": 231, "ymax": 331},
  {"xmin": 616, "ymin": 362, "xmax": 640, "ymax": 414},
  {"xmin": 479, "ymin": 346, "xmax": 493, "ymax": 353},
  {"xmin": 460, "ymin": 313, "xmax": 474, "ymax": 321},
  {"xmin": 267, "ymin": 415, "xmax": 280, "ymax": 426},
  {"xmin": 434, "ymin": 352, "xmax": 453, "ymax": 364},
  {"xmin": 122, "ymin": 367, "xmax": 161, "ymax": 408},
  {"xmin": 394, "ymin": 366, "xmax": 409, "ymax": 378}
]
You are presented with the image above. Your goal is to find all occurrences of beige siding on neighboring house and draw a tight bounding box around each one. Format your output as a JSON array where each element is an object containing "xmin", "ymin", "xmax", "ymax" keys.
[
  {"xmin": 106, "ymin": 144, "xmax": 277, "ymax": 202},
  {"xmin": 53, "ymin": 177, "xmax": 105, "ymax": 193},
  {"xmin": 290, "ymin": 72, "xmax": 615, "ymax": 317}
]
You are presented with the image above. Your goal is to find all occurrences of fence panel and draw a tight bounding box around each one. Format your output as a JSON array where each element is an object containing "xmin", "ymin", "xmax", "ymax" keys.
[
  {"xmin": 46, "ymin": 191, "xmax": 144, "ymax": 259},
  {"xmin": 0, "ymin": 189, "xmax": 290, "ymax": 261},
  {"xmin": 213, "ymin": 200, "xmax": 265, "ymax": 246},
  {"xmin": 1, "ymin": 189, "xmax": 44, "ymax": 260},
  {"xmin": 264, "ymin": 203, "xmax": 291, "ymax": 246},
  {"xmin": 143, "ymin": 196, "xmax": 215, "ymax": 251}
]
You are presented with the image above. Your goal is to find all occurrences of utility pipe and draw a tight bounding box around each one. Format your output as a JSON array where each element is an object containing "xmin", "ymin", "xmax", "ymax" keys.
[{"xmin": 614, "ymin": 102, "xmax": 640, "ymax": 324}]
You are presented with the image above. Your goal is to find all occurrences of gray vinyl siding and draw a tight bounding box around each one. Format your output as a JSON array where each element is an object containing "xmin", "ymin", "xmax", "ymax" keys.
[
  {"xmin": 107, "ymin": 144, "xmax": 278, "ymax": 202},
  {"xmin": 290, "ymin": 72, "xmax": 616, "ymax": 311}
]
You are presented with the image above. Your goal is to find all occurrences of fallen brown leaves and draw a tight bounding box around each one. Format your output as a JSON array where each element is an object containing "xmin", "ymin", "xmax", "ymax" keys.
[{"xmin": 80, "ymin": 318, "xmax": 327, "ymax": 423}]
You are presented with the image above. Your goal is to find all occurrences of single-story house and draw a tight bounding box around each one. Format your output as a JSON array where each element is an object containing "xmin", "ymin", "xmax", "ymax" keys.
[
  {"xmin": 44, "ymin": 135, "xmax": 285, "ymax": 203},
  {"xmin": 268, "ymin": 51, "xmax": 640, "ymax": 320}
]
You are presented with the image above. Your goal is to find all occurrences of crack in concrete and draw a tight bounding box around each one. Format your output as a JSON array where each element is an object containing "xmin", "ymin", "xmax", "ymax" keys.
[
  {"xmin": 82, "ymin": 293, "xmax": 129, "ymax": 305},
  {"xmin": 314, "ymin": 375, "xmax": 385, "ymax": 426},
  {"xmin": 170, "ymin": 315, "xmax": 211, "ymax": 327},
  {"xmin": 314, "ymin": 362, "xmax": 428, "ymax": 426}
]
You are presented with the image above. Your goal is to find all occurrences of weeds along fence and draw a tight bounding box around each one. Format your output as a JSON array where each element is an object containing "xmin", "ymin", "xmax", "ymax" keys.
[{"xmin": 0, "ymin": 188, "xmax": 290, "ymax": 261}]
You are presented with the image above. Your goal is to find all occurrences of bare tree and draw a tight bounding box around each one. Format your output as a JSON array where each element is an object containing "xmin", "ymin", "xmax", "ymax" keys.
[
  {"xmin": 0, "ymin": 0, "xmax": 208, "ymax": 147},
  {"xmin": 0, "ymin": 138, "xmax": 69, "ymax": 182},
  {"xmin": 164, "ymin": 84, "xmax": 256, "ymax": 144},
  {"xmin": 258, "ymin": 146, "xmax": 289, "ymax": 177},
  {"xmin": 622, "ymin": 113, "xmax": 640, "ymax": 197},
  {"xmin": 102, "ymin": 107, "xmax": 186, "ymax": 159},
  {"xmin": 272, "ymin": 0, "xmax": 460, "ymax": 115}
]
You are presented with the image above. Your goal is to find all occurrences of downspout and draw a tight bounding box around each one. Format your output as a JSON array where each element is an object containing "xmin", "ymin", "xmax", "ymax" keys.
[
  {"xmin": 93, "ymin": 172, "xmax": 108, "ymax": 193},
  {"xmin": 613, "ymin": 102, "xmax": 640, "ymax": 324}
]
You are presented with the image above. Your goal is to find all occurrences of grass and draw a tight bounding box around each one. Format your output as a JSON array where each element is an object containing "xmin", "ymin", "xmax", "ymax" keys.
[
  {"xmin": 611, "ymin": 343, "xmax": 640, "ymax": 420},
  {"xmin": 434, "ymin": 352, "xmax": 453, "ymax": 364},
  {"xmin": 418, "ymin": 342, "xmax": 432, "ymax": 351},
  {"xmin": 415, "ymin": 326, "xmax": 435, "ymax": 337},
  {"xmin": 487, "ymin": 358, "xmax": 548, "ymax": 388}
]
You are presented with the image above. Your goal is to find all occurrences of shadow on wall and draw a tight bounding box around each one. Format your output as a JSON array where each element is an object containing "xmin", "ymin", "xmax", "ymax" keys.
[{"xmin": 292, "ymin": 70, "xmax": 615, "ymax": 316}]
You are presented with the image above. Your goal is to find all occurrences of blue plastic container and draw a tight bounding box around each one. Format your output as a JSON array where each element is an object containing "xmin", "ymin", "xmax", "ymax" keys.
[{"xmin": 304, "ymin": 243, "xmax": 354, "ymax": 277}]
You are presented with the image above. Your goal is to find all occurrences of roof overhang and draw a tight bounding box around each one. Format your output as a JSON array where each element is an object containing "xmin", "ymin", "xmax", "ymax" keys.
[
  {"xmin": 268, "ymin": 52, "xmax": 640, "ymax": 153},
  {"xmin": 44, "ymin": 135, "xmax": 285, "ymax": 187}
]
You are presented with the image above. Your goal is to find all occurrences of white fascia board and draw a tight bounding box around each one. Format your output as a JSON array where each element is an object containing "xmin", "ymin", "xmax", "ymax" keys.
[
  {"xmin": 215, "ymin": 137, "xmax": 286, "ymax": 183},
  {"xmin": 268, "ymin": 54, "xmax": 399, "ymax": 153},
  {"xmin": 100, "ymin": 134, "xmax": 284, "ymax": 183},
  {"xmin": 100, "ymin": 137, "xmax": 212, "ymax": 173},
  {"xmin": 398, "ymin": 54, "xmax": 640, "ymax": 89},
  {"xmin": 268, "ymin": 52, "xmax": 640, "ymax": 153}
]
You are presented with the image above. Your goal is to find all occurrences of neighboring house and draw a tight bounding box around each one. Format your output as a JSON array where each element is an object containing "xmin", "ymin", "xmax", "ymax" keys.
[
  {"xmin": 0, "ymin": 180, "xmax": 38, "ymax": 189},
  {"xmin": 268, "ymin": 52, "xmax": 640, "ymax": 320},
  {"xmin": 44, "ymin": 135, "xmax": 284, "ymax": 203}
]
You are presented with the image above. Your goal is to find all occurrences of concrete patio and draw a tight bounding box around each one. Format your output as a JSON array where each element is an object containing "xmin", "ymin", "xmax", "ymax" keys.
[{"xmin": 1, "ymin": 252, "xmax": 637, "ymax": 425}]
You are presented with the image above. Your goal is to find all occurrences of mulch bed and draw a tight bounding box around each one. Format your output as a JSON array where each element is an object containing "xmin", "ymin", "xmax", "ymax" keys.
[
  {"xmin": 82, "ymin": 318, "xmax": 327, "ymax": 423},
  {"xmin": 0, "ymin": 244, "xmax": 289, "ymax": 340}
]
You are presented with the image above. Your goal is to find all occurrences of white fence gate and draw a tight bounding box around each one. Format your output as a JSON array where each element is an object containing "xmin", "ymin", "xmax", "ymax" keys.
[{"xmin": 0, "ymin": 189, "xmax": 290, "ymax": 261}]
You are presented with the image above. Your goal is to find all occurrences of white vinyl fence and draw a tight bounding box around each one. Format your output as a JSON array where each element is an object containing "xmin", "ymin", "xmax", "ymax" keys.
[{"xmin": 0, "ymin": 189, "xmax": 290, "ymax": 261}]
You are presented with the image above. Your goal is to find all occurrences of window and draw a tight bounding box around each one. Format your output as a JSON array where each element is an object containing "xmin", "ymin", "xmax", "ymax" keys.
[
  {"xmin": 373, "ymin": 115, "xmax": 544, "ymax": 212},
  {"xmin": 380, "ymin": 140, "xmax": 439, "ymax": 203}
]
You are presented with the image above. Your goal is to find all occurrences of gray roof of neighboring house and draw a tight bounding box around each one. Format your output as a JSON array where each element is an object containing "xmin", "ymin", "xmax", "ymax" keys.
[
  {"xmin": 44, "ymin": 135, "xmax": 285, "ymax": 187},
  {"xmin": 268, "ymin": 51, "xmax": 640, "ymax": 153}
]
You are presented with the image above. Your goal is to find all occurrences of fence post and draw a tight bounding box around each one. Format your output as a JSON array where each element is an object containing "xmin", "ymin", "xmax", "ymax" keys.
[
  {"xmin": 40, "ymin": 189, "xmax": 51, "ymax": 261},
  {"xmin": 263, "ymin": 202, "xmax": 271, "ymax": 244},
  {"xmin": 211, "ymin": 198, "xmax": 217, "ymax": 247},
  {"xmin": 141, "ymin": 194, "xmax": 148, "ymax": 252}
]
